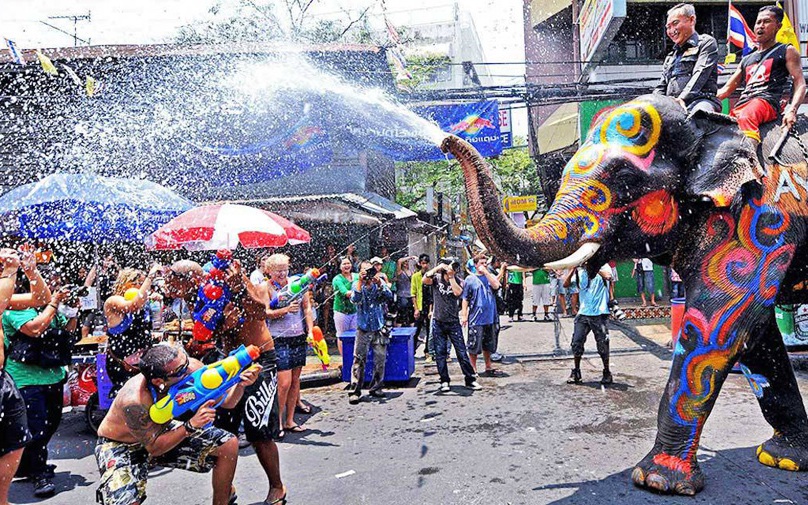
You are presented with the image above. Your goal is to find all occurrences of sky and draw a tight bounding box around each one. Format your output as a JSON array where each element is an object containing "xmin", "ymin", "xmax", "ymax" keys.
[{"xmin": 0, "ymin": 0, "xmax": 527, "ymax": 135}]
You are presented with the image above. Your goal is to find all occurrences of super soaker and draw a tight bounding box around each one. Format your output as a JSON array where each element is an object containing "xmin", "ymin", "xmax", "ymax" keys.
[
  {"xmin": 149, "ymin": 344, "xmax": 260, "ymax": 424},
  {"xmin": 308, "ymin": 326, "xmax": 330, "ymax": 370},
  {"xmin": 269, "ymin": 268, "xmax": 325, "ymax": 309}
]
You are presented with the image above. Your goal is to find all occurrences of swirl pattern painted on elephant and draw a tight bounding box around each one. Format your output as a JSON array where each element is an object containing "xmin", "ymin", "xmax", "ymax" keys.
[
  {"xmin": 536, "ymin": 100, "xmax": 666, "ymax": 244},
  {"xmin": 666, "ymin": 198, "xmax": 795, "ymax": 463}
]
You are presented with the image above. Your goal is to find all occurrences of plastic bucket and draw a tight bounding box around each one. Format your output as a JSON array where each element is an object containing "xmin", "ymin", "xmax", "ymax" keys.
[{"xmin": 671, "ymin": 298, "xmax": 686, "ymax": 347}]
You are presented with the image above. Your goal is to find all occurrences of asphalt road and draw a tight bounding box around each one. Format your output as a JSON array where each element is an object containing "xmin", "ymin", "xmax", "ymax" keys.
[{"xmin": 10, "ymin": 315, "xmax": 808, "ymax": 505}]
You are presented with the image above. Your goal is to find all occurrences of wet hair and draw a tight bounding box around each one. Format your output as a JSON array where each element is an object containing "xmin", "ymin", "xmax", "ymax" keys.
[
  {"xmin": 668, "ymin": 3, "xmax": 695, "ymax": 18},
  {"xmin": 473, "ymin": 252, "xmax": 488, "ymax": 264},
  {"xmin": 419, "ymin": 254, "xmax": 430, "ymax": 263},
  {"xmin": 759, "ymin": 5, "xmax": 784, "ymax": 24},
  {"xmin": 140, "ymin": 344, "xmax": 181, "ymax": 381},
  {"xmin": 266, "ymin": 253, "xmax": 290, "ymax": 270},
  {"xmin": 113, "ymin": 267, "xmax": 144, "ymax": 297}
]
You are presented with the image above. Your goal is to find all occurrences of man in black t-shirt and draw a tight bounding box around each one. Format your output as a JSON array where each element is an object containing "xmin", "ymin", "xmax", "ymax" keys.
[
  {"xmin": 718, "ymin": 5, "xmax": 806, "ymax": 152},
  {"xmin": 423, "ymin": 261, "xmax": 480, "ymax": 393}
]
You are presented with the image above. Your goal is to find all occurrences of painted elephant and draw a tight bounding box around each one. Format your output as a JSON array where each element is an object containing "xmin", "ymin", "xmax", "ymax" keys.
[{"xmin": 441, "ymin": 93, "xmax": 808, "ymax": 495}]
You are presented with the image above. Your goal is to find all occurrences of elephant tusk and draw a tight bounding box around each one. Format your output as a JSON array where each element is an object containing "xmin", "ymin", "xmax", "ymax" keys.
[{"xmin": 544, "ymin": 243, "xmax": 602, "ymax": 270}]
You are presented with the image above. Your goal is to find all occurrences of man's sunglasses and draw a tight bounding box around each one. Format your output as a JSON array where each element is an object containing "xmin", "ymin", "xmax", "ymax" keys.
[{"xmin": 165, "ymin": 357, "xmax": 190, "ymax": 379}]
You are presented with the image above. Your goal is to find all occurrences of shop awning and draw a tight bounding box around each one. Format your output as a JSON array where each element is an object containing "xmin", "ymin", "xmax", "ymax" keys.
[
  {"xmin": 537, "ymin": 102, "xmax": 579, "ymax": 154},
  {"xmin": 224, "ymin": 192, "xmax": 417, "ymax": 225}
]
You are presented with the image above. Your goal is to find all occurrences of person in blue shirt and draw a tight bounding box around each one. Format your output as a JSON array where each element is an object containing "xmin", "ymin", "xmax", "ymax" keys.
[
  {"xmin": 461, "ymin": 253, "xmax": 502, "ymax": 377},
  {"xmin": 564, "ymin": 263, "xmax": 613, "ymax": 385},
  {"xmin": 348, "ymin": 261, "xmax": 394, "ymax": 404}
]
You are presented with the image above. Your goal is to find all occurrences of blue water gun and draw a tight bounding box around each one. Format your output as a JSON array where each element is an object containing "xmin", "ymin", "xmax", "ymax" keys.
[
  {"xmin": 149, "ymin": 344, "xmax": 260, "ymax": 424},
  {"xmin": 269, "ymin": 268, "xmax": 328, "ymax": 309}
]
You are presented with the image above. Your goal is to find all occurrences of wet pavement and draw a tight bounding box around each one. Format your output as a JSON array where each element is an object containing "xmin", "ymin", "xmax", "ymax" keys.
[{"xmin": 11, "ymin": 313, "xmax": 808, "ymax": 505}]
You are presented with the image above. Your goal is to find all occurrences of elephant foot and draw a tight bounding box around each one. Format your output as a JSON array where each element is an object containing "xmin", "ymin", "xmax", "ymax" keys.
[
  {"xmin": 631, "ymin": 449, "xmax": 705, "ymax": 496},
  {"xmin": 756, "ymin": 431, "xmax": 808, "ymax": 471}
]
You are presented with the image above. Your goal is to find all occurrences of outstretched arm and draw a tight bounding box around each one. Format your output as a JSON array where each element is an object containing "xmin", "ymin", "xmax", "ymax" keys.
[{"xmin": 782, "ymin": 45, "xmax": 806, "ymax": 129}]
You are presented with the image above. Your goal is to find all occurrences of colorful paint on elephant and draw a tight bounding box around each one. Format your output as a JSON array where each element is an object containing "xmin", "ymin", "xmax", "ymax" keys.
[
  {"xmin": 740, "ymin": 363, "xmax": 771, "ymax": 399},
  {"xmin": 539, "ymin": 100, "xmax": 666, "ymax": 244},
  {"xmin": 667, "ymin": 198, "xmax": 795, "ymax": 461}
]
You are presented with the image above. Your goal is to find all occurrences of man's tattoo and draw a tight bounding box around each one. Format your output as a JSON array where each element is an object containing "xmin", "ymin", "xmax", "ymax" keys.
[{"xmin": 123, "ymin": 403, "xmax": 164, "ymax": 446}]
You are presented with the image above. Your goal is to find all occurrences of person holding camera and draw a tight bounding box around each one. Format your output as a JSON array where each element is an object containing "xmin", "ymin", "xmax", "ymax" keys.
[
  {"xmin": 348, "ymin": 261, "xmax": 394, "ymax": 404},
  {"xmin": 423, "ymin": 259, "xmax": 481, "ymax": 393},
  {"xmin": 2, "ymin": 254, "xmax": 78, "ymax": 497},
  {"xmin": 0, "ymin": 249, "xmax": 33, "ymax": 505}
]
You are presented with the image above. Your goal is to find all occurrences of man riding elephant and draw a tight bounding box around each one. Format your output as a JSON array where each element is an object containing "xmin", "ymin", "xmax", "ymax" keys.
[
  {"xmin": 718, "ymin": 5, "xmax": 806, "ymax": 155},
  {"xmin": 655, "ymin": 3, "xmax": 721, "ymax": 114},
  {"xmin": 442, "ymin": 92, "xmax": 808, "ymax": 495}
]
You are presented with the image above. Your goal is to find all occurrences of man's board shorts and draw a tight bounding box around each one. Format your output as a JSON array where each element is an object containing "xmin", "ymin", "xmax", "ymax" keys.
[
  {"xmin": 467, "ymin": 324, "xmax": 498, "ymax": 355},
  {"xmin": 730, "ymin": 98, "xmax": 778, "ymax": 143},
  {"xmin": 215, "ymin": 350, "xmax": 281, "ymax": 442},
  {"xmin": 0, "ymin": 369, "xmax": 32, "ymax": 456},
  {"xmin": 571, "ymin": 314, "xmax": 610, "ymax": 357},
  {"xmin": 94, "ymin": 423, "xmax": 233, "ymax": 505}
]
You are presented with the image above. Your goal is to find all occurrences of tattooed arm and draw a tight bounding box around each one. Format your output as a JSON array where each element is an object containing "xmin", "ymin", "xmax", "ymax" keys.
[{"xmin": 121, "ymin": 389, "xmax": 216, "ymax": 457}]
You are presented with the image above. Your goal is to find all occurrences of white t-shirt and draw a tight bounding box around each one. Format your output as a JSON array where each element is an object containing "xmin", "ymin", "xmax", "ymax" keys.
[
  {"xmin": 639, "ymin": 258, "xmax": 653, "ymax": 272},
  {"xmin": 250, "ymin": 269, "xmax": 267, "ymax": 285}
]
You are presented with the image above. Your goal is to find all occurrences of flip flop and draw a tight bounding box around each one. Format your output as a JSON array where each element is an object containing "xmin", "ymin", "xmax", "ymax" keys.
[
  {"xmin": 229, "ymin": 486, "xmax": 237, "ymax": 505},
  {"xmin": 295, "ymin": 404, "xmax": 312, "ymax": 414},
  {"xmin": 284, "ymin": 424, "xmax": 307, "ymax": 433}
]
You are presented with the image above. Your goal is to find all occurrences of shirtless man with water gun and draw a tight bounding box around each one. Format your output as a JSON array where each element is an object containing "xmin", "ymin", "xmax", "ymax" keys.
[
  {"xmin": 95, "ymin": 343, "xmax": 259, "ymax": 505},
  {"xmin": 164, "ymin": 256, "xmax": 288, "ymax": 505}
]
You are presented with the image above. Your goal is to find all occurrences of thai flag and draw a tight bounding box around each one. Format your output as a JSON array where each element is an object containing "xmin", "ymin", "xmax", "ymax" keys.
[{"xmin": 728, "ymin": 2, "xmax": 757, "ymax": 55}]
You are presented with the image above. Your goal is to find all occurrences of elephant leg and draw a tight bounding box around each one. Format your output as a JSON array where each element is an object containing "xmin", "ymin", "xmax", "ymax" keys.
[
  {"xmin": 739, "ymin": 312, "xmax": 808, "ymax": 471},
  {"xmin": 631, "ymin": 304, "xmax": 746, "ymax": 495}
]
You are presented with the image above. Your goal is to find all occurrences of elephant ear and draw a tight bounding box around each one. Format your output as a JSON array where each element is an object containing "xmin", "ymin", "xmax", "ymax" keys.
[{"xmin": 685, "ymin": 110, "xmax": 761, "ymax": 207}]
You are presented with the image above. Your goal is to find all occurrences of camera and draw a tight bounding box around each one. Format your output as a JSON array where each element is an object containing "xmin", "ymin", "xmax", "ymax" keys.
[
  {"xmin": 63, "ymin": 284, "xmax": 90, "ymax": 304},
  {"xmin": 362, "ymin": 267, "xmax": 376, "ymax": 281},
  {"xmin": 440, "ymin": 257, "xmax": 461, "ymax": 272}
]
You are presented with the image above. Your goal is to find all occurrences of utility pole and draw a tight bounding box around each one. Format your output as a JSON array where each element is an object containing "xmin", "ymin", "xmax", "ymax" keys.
[{"xmin": 40, "ymin": 12, "xmax": 91, "ymax": 47}]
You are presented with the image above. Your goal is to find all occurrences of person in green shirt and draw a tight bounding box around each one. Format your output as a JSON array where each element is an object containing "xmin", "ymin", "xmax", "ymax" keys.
[
  {"xmin": 332, "ymin": 257, "xmax": 359, "ymax": 356},
  {"xmin": 531, "ymin": 268, "xmax": 553, "ymax": 322},
  {"xmin": 0, "ymin": 249, "xmax": 31, "ymax": 505},
  {"xmin": 3, "ymin": 263, "xmax": 78, "ymax": 498},
  {"xmin": 506, "ymin": 269, "xmax": 525, "ymax": 322}
]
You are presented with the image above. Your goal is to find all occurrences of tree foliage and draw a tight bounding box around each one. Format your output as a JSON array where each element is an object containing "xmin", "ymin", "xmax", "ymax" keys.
[
  {"xmin": 174, "ymin": 0, "xmax": 378, "ymax": 44},
  {"xmin": 395, "ymin": 138, "xmax": 541, "ymax": 211}
]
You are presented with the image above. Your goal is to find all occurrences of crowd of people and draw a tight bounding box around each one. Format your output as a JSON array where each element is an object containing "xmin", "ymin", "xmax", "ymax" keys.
[{"xmin": 0, "ymin": 236, "xmax": 697, "ymax": 505}]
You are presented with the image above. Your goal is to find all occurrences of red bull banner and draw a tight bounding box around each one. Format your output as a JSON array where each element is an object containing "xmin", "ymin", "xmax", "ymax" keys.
[
  {"xmin": 347, "ymin": 100, "xmax": 504, "ymax": 161},
  {"xmin": 413, "ymin": 100, "xmax": 503, "ymax": 160}
]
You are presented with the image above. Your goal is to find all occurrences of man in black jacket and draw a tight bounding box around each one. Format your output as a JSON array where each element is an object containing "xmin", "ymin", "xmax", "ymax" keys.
[{"xmin": 655, "ymin": 3, "xmax": 721, "ymax": 113}]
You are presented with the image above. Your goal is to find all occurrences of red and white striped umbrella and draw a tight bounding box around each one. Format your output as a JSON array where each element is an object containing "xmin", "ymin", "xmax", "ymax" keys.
[{"xmin": 145, "ymin": 203, "xmax": 310, "ymax": 250}]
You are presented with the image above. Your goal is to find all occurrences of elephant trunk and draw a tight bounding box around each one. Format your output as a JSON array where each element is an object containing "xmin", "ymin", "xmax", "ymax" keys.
[{"xmin": 441, "ymin": 135, "xmax": 587, "ymax": 267}]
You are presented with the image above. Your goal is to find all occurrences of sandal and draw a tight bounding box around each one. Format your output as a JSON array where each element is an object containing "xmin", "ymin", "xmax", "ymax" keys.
[
  {"xmin": 275, "ymin": 429, "xmax": 285, "ymax": 441},
  {"xmin": 265, "ymin": 492, "xmax": 287, "ymax": 505},
  {"xmin": 295, "ymin": 403, "xmax": 312, "ymax": 414},
  {"xmin": 481, "ymin": 369, "xmax": 505, "ymax": 378},
  {"xmin": 229, "ymin": 486, "xmax": 238, "ymax": 505},
  {"xmin": 284, "ymin": 424, "xmax": 307, "ymax": 433}
]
